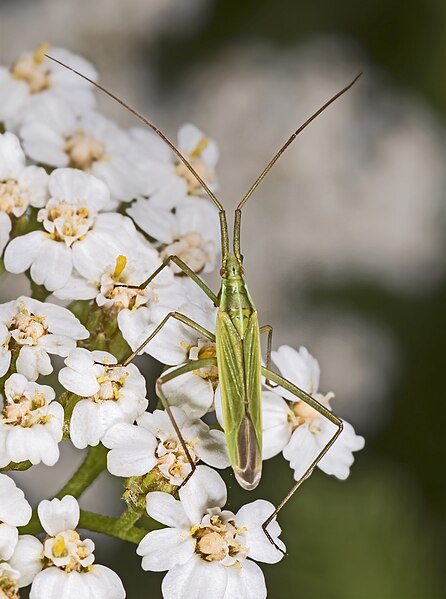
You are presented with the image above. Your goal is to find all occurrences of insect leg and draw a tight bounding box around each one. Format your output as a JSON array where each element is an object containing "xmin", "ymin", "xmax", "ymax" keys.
[
  {"xmin": 259, "ymin": 325, "xmax": 277, "ymax": 387},
  {"xmin": 155, "ymin": 357, "xmax": 217, "ymax": 487},
  {"xmin": 109, "ymin": 309, "xmax": 216, "ymax": 484},
  {"xmin": 260, "ymin": 366, "xmax": 343, "ymax": 553},
  {"xmin": 124, "ymin": 254, "xmax": 219, "ymax": 306},
  {"xmin": 122, "ymin": 311, "xmax": 215, "ymax": 367}
]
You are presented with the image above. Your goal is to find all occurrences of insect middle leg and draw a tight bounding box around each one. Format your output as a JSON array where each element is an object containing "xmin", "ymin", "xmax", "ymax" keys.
[{"xmin": 260, "ymin": 366, "xmax": 343, "ymax": 552}]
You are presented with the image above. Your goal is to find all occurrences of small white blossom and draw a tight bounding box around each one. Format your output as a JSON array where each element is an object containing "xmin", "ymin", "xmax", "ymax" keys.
[
  {"xmin": 0, "ymin": 374, "xmax": 63, "ymax": 467},
  {"xmin": 21, "ymin": 102, "xmax": 142, "ymax": 205},
  {"xmin": 53, "ymin": 226, "xmax": 185, "ymax": 344},
  {"xmin": 0, "ymin": 296, "xmax": 88, "ymax": 381},
  {"xmin": 128, "ymin": 197, "xmax": 220, "ymax": 274},
  {"xmin": 137, "ymin": 466, "xmax": 284, "ymax": 599},
  {"xmin": 0, "ymin": 562, "xmax": 21, "ymax": 598},
  {"xmin": 0, "ymin": 474, "xmax": 32, "ymax": 561},
  {"xmin": 3, "ymin": 168, "xmax": 130, "ymax": 291},
  {"xmin": 103, "ymin": 407, "xmax": 229, "ymax": 484},
  {"xmin": 58, "ymin": 348, "xmax": 148, "ymax": 449},
  {"xmin": 263, "ymin": 345, "xmax": 365, "ymax": 480},
  {"xmin": 0, "ymin": 45, "xmax": 96, "ymax": 129},
  {"xmin": 131, "ymin": 123, "xmax": 219, "ymax": 208},
  {"xmin": 0, "ymin": 132, "xmax": 48, "ymax": 255},
  {"xmin": 10, "ymin": 496, "xmax": 125, "ymax": 599}
]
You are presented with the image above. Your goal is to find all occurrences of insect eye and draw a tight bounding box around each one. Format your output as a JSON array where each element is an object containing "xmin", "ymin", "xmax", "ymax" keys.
[{"xmin": 219, "ymin": 267, "xmax": 226, "ymax": 276}]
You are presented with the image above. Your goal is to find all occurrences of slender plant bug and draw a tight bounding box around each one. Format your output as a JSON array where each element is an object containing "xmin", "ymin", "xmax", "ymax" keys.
[{"xmin": 46, "ymin": 54, "xmax": 360, "ymax": 550}]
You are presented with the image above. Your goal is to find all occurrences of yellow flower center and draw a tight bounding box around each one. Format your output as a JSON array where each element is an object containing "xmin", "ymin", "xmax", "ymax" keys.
[
  {"xmin": 0, "ymin": 180, "xmax": 26, "ymax": 216},
  {"xmin": 193, "ymin": 515, "xmax": 243, "ymax": 563},
  {"xmin": 175, "ymin": 136, "xmax": 215, "ymax": 195},
  {"xmin": 64, "ymin": 130, "xmax": 106, "ymax": 170},
  {"xmin": 11, "ymin": 44, "xmax": 51, "ymax": 94}
]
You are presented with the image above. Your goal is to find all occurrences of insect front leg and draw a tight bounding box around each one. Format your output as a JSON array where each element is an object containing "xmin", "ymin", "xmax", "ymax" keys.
[
  {"xmin": 123, "ymin": 254, "xmax": 219, "ymax": 306},
  {"xmin": 259, "ymin": 325, "xmax": 277, "ymax": 387},
  {"xmin": 260, "ymin": 366, "xmax": 343, "ymax": 553}
]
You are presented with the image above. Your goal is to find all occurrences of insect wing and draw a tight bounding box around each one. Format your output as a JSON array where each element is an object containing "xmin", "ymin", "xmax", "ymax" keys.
[{"xmin": 216, "ymin": 310, "xmax": 262, "ymax": 490}]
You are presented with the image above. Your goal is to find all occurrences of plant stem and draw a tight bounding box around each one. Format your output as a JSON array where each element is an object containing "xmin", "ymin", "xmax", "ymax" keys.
[
  {"xmin": 56, "ymin": 444, "xmax": 107, "ymax": 499},
  {"xmin": 79, "ymin": 510, "xmax": 147, "ymax": 544},
  {"xmin": 19, "ymin": 509, "xmax": 150, "ymax": 544}
]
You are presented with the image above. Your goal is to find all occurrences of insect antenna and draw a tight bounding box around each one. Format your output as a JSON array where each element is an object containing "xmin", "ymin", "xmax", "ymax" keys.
[
  {"xmin": 233, "ymin": 73, "xmax": 362, "ymax": 258},
  {"xmin": 45, "ymin": 54, "xmax": 229, "ymax": 257}
]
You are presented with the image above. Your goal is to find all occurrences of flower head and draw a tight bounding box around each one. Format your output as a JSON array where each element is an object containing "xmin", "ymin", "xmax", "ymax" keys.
[
  {"xmin": 59, "ymin": 348, "xmax": 148, "ymax": 449},
  {"xmin": 263, "ymin": 345, "xmax": 365, "ymax": 480},
  {"xmin": 9, "ymin": 496, "xmax": 125, "ymax": 599},
  {"xmin": 0, "ymin": 296, "xmax": 88, "ymax": 381},
  {"xmin": 103, "ymin": 407, "xmax": 229, "ymax": 484},
  {"xmin": 0, "ymin": 132, "xmax": 48, "ymax": 255},
  {"xmin": 0, "ymin": 46, "xmax": 96, "ymax": 129},
  {"xmin": 131, "ymin": 123, "xmax": 219, "ymax": 208},
  {"xmin": 0, "ymin": 374, "xmax": 63, "ymax": 467},
  {"xmin": 137, "ymin": 466, "xmax": 283, "ymax": 599}
]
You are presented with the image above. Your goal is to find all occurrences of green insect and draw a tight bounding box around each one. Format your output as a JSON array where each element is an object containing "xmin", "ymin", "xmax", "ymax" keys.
[{"xmin": 47, "ymin": 55, "xmax": 360, "ymax": 549}]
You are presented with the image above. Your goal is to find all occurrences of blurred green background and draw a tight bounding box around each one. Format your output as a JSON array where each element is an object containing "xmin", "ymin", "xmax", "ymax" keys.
[{"xmin": 1, "ymin": 0, "xmax": 446, "ymax": 597}]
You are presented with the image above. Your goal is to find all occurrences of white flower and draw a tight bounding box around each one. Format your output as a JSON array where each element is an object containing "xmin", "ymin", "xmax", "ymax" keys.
[
  {"xmin": 103, "ymin": 407, "xmax": 229, "ymax": 484},
  {"xmin": 53, "ymin": 224, "xmax": 184, "ymax": 338},
  {"xmin": 0, "ymin": 374, "xmax": 63, "ymax": 467},
  {"xmin": 10, "ymin": 496, "xmax": 125, "ymax": 599},
  {"xmin": 263, "ymin": 345, "xmax": 365, "ymax": 480},
  {"xmin": 128, "ymin": 196, "xmax": 220, "ymax": 274},
  {"xmin": 137, "ymin": 466, "xmax": 284, "ymax": 599},
  {"xmin": 20, "ymin": 102, "xmax": 141, "ymax": 205},
  {"xmin": 0, "ymin": 562, "xmax": 21, "ymax": 598},
  {"xmin": 0, "ymin": 132, "xmax": 48, "ymax": 255},
  {"xmin": 9, "ymin": 535, "xmax": 45, "ymax": 587},
  {"xmin": 3, "ymin": 168, "xmax": 134, "ymax": 291},
  {"xmin": 0, "ymin": 474, "xmax": 32, "ymax": 561},
  {"xmin": 131, "ymin": 123, "xmax": 219, "ymax": 208},
  {"xmin": 0, "ymin": 45, "xmax": 96, "ymax": 129},
  {"xmin": 58, "ymin": 348, "xmax": 148, "ymax": 449},
  {"xmin": 124, "ymin": 300, "xmax": 218, "ymax": 419},
  {"xmin": 0, "ymin": 296, "xmax": 88, "ymax": 381}
]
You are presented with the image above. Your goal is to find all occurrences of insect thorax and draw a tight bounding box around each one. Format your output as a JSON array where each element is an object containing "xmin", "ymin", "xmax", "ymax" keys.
[{"xmin": 218, "ymin": 254, "xmax": 256, "ymax": 339}]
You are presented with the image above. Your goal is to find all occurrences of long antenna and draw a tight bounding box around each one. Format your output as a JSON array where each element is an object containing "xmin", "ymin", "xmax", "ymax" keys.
[
  {"xmin": 45, "ymin": 54, "xmax": 225, "ymax": 213},
  {"xmin": 236, "ymin": 73, "xmax": 362, "ymax": 211}
]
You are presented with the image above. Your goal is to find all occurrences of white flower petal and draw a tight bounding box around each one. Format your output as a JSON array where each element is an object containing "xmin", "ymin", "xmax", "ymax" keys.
[
  {"xmin": 261, "ymin": 391, "xmax": 292, "ymax": 460},
  {"xmin": 9, "ymin": 534, "xmax": 44, "ymax": 587},
  {"xmin": 179, "ymin": 465, "xmax": 226, "ymax": 525},
  {"xmin": 137, "ymin": 528, "xmax": 194, "ymax": 572},
  {"xmin": 0, "ymin": 523, "xmax": 18, "ymax": 560},
  {"xmin": 30, "ymin": 568, "xmax": 88, "ymax": 599},
  {"xmin": 162, "ymin": 554, "xmax": 227, "ymax": 599},
  {"xmin": 145, "ymin": 492, "xmax": 190, "ymax": 529},
  {"xmin": 38, "ymin": 496, "xmax": 80, "ymax": 536},
  {"xmin": 236, "ymin": 500, "xmax": 285, "ymax": 563},
  {"xmin": 103, "ymin": 423, "xmax": 158, "ymax": 477},
  {"xmin": 162, "ymin": 370, "xmax": 215, "ymax": 419},
  {"xmin": 224, "ymin": 560, "xmax": 266, "ymax": 599},
  {"xmin": 0, "ymin": 474, "xmax": 32, "ymax": 526},
  {"xmin": 82, "ymin": 565, "xmax": 125, "ymax": 599}
]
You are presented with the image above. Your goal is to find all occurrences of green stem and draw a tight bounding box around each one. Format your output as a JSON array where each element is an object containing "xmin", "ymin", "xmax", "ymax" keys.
[
  {"xmin": 56, "ymin": 444, "xmax": 107, "ymax": 499},
  {"xmin": 79, "ymin": 510, "xmax": 148, "ymax": 544},
  {"xmin": 19, "ymin": 509, "xmax": 150, "ymax": 544}
]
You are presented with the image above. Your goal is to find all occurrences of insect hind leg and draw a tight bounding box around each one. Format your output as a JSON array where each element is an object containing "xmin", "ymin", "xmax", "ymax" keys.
[
  {"xmin": 259, "ymin": 324, "xmax": 277, "ymax": 387},
  {"xmin": 156, "ymin": 357, "xmax": 217, "ymax": 488},
  {"xmin": 260, "ymin": 366, "xmax": 343, "ymax": 553}
]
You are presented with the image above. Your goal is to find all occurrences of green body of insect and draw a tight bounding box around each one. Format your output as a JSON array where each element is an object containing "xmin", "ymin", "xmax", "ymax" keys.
[{"xmin": 216, "ymin": 254, "xmax": 262, "ymax": 490}]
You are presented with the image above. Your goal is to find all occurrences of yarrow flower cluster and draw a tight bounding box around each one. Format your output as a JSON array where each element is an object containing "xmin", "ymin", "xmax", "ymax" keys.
[{"xmin": 0, "ymin": 45, "xmax": 365, "ymax": 598}]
